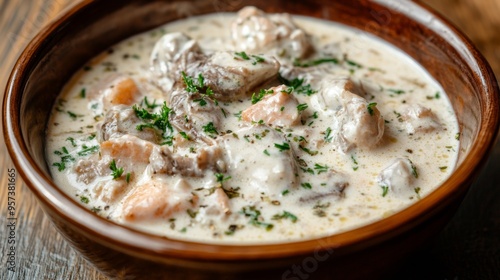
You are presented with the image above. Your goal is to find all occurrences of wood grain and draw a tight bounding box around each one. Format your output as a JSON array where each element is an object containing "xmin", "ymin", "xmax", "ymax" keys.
[{"xmin": 0, "ymin": 0, "xmax": 498, "ymax": 279}]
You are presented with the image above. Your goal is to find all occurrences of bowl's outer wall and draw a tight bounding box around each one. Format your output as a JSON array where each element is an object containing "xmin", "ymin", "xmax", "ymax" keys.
[{"xmin": 3, "ymin": 0, "xmax": 499, "ymax": 279}]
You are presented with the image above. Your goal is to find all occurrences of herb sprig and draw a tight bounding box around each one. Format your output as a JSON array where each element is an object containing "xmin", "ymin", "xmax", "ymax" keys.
[{"xmin": 109, "ymin": 159, "xmax": 124, "ymax": 179}]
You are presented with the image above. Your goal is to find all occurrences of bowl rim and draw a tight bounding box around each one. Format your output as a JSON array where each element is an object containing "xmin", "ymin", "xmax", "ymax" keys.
[{"xmin": 3, "ymin": 0, "xmax": 500, "ymax": 261}]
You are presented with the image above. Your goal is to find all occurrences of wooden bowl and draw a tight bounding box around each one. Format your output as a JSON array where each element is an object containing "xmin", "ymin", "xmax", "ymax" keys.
[{"xmin": 3, "ymin": 0, "xmax": 499, "ymax": 279}]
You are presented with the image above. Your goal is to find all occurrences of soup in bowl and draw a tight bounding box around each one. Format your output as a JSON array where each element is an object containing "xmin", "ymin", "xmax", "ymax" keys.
[{"xmin": 3, "ymin": 0, "xmax": 499, "ymax": 279}]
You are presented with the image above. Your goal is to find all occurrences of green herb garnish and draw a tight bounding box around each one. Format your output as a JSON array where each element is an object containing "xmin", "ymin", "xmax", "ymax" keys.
[
  {"xmin": 202, "ymin": 122, "xmax": 218, "ymax": 136},
  {"xmin": 179, "ymin": 131, "xmax": 190, "ymax": 140},
  {"xmin": 324, "ymin": 127, "xmax": 333, "ymax": 143},
  {"xmin": 381, "ymin": 186, "xmax": 389, "ymax": 197},
  {"xmin": 274, "ymin": 142, "xmax": 290, "ymax": 152},
  {"xmin": 240, "ymin": 206, "xmax": 274, "ymax": 231},
  {"xmin": 80, "ymin": 88, "xmax": 86, "ymax": 98},
  {"xmin": 409, "ymin": 159, "xmax": 418, "ymax": 178},
  {"xmin": 133, "ymin": 102, "xmax": 174, "ymax": 139},
  {"xmin": 272, "ymin": 211, "xmax": 298, "ymax": 223},
  {"xmin": 251, "ymin": 89, "xmax": 274, "ymax": 104},
  {"xmin": 80, "ymin": 196, "xmax": 89, "ymax": 204},
  {"xmin": 109, "ymin": 159, "xmax": 124, "ymax": 180},
  {"xmin": 297, "ymin": 103, "xmax": 308, "ymax": 113},
  {"xmin": 301, "ymin": 182, "xmax": 312, "ymax": 190},
  {"xmin": 66, "ymin": 137, "xmax": 77, "ymax": 147},
  {"xmin": 293, "ymin": 58, "xmax": 339, "ymax": 67},
  {"xmin": 77, "ymin": 145, "xmax": 99, "ymax": 156},
  {"xmin": 367, "ymin": 102, "xmax": 377, "ymax": 116},
  {"xmin": 314, "ymin": 163, "xmax": 328, "ymax": 174},
  {"xmin": 299, "ymin": 145, "xmax": 318, "ymax": 156}
]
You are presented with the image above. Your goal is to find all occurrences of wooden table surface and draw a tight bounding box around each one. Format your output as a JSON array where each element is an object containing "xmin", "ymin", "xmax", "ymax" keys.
[{"xmin": 1, "ymin": 0, "xmax": 499, "ymax": 279}]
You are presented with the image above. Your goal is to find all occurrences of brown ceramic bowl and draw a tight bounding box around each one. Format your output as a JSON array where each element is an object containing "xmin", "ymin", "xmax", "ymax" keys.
[{"xmin": 3, "ymin": 0, "xmax": 500, "ymax": 279}]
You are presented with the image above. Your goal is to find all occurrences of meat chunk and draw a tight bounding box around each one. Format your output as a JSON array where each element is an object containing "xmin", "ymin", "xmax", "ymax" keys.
[
  {"xmin": 242, "ymin": 85, "xmax": 301, "ymax": 127},
  {"xmin": 218, "ymin": 125, "xmax": 298, "ymax": 196},
  {"xmin": 150, "ymin": 32, "xmax": 280, "ymax": 101},
  {"xmin": 93, "ymin": 179, "xmax": 128, "ymax": 204},
  {"xmin": 318, "ymin": 78, "xmax": 384, "ymax": 152},
  {"xmin": 299, "ymin": 170, "xmax": 349, "ymax": 203},
  {"xmin": 100, "ymin": 135, "xmax": 155, "ymax": 170},
  {"xmin": 231, "ymin": 6, "xmax": 311, "ymax": 59},
  {"xmin": 89, "ymin": 76, "xmax": 143, "ymax": 115},
  {"xmin": 311, "ymin": 77, "xmax": 362, "ymax": 113},
  {"xmin": 168, "ymin": 89, "xmax": 223, "ymax": 143},
  {"xmin": 148, "ymin": 144, "xmax": 226, "ymax": 177},
  {"xmin": 149, "ymin": 32, "xmax": 204, "ymax": 92},
  {"xmin": 74, "ymin": 155, "xmax": 108, "ymax": 184},
  {"xmin": 121, "ymin": 178, "xmax": 197, "ymax": 222},
  {"xmin": 338, "ymin": 96, "xmax": 384, "ymax": 150},
  {"xmin": 377, "ymin": 158, "xmax": 418, "ymax": 197},
  {"xmin": 197, "ymin": 187, "xmax": 231, "ymax": 222},
  {"xmin": 97, "ymin": 106, "xmax": 161, "ymax": 143},
  {"xmin": 195, "ymin": 51, "xmax": 280, "ymax": 101},
  {"xmin": 400, "ymin": 104, "xmax": 441, "ymax": 134}
]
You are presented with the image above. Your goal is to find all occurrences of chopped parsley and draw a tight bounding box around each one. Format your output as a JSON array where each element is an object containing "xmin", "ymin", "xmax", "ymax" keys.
[
  {"xmin": 187, "ymin": 209, "xmax": 198, "ymax": 219},
  {"xmin": 313, "ymin": 201, "xmax": 330, "ymax": 217},
  {"xmin": 224, "ymin": 224, "xmax": 244, "ymax": 236},
  {"xmin": 77, "ymin": 145, "xmax": 99, "ymax": 156},
  {"xmin": 414, "ymin": 187, "xmax": 421, "ymax": 199},
  {"xmin": 109, "ymin": 159, "xmax": 124, "ymax": 180},
  {"xmin": 351, "ymin": 154, "xmax": 359, "ymax": 171},
  {"xmin": 367, "ymin": 102, "xmax": 377, "ymax": 116},
  {"xmin": 409, "ymin": 159, "xmax": 418, "ymax": 178},
  {"xmin": 52, "ymin": 146, "xmax": 75, "ymax": 171},
  {"xmin": 80, "ymin": 196, "xmax": 89, "ymax": 204},
  {"xmin": 272, "ymin": 211, "xmax": 298, "ymax": 223},
  {"xmin": 80, "ymin": 88, "xmax": 86, "ymax": 98},
  {"xmin": 234, "ymin": 51, "xmax": 250, "ymax": 60},
  {"xmin": 388, "ymin": 89, "xmax": 406, "ymax": 95},
  {"xmin": 263, "ymin": 149, "xmax": 270, "ymax": 156},
  {"xmin": 240, "ymin": 206, "xmax": 274, "ymax": 231},
  {"xmin": 299, "ymin": 145, "xmax": 318, "ymax": 156},
  {"xmin": 324, "ymin": 127, "xmax": 333, "ymax": 143},
  {"xmin": 222, "ymin": 187, "xmax": 241, "ymax": 199},
  {"xmin": 234, "ymin": 51, "xmax": 265, "ymax": 65},
  {"xmin": 234, "ymin": 111, "xmax": 242, "ymax": 121},
  {"xmin": 142, "ymin": 96, "xmax": 160, "ymax": 109},
  {"xmin": 274, "ymin": 142, "xmax": 290, "ymax": 152},
  {"xmin": 301, "ymin": 182, "xmax": 312, "ymax": 190},
  {"xmin": 202, "ymin": 122, "xmax": 218, "ymax": 136},
  {"xmin": 278, "ymin": 74, "xmax": 317, "ymax": 96},
  {"xmin": 297, "ymin": 103, "xmax": 308, "ymax": 113},
  {"xmin": 181, "ymin": 72, "xmax": 217, "ymax": 107},
  {"xmin": 179, "ymin": 131, "xmax": 190, "ymax": 140},
  {"xmin": 345, "ymin": 59, "xmax": 363, "ymax": 68},
  {"xmin": 66, "ymin": 137, "xmax": 77, "ymax": 147},
  {"xmin": 66, "ymin": 111, "xmax": 82, "ymax": 120},
  {"xmin": 293, "ymin": 57, "xmax": 339, "ymax": 67},
  {"xmin": 215, "ymin": 173, "xmax": 231, "ymax": 184},
  {"xmin": 251, "ymin": 89, "xmax": 274, "ymax": 104},
  {"xmin": 381, "ymin": 186, "xmax": 389, "ymax": 197},
  {"xmin": 314, "ymin": 163, "xmax": 329, "ymax": 174},
  {"xmin": 181, "ymin": 71, "xmax": 199, "ymax": 93},
  {"xmin": 52, "ymin": 162, "xmax": 66, "ymax": 171},
  {"xmin": 133, "ymin": 102, "xmax": 174, "ymax": 140}
]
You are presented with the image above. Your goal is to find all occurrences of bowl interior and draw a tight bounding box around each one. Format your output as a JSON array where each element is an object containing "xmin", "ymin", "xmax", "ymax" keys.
[{"xmin": 4, "ymin": 0, "xmax": 499, "ymax": 261}]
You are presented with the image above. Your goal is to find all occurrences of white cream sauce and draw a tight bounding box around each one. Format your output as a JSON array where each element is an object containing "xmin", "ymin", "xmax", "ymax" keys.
[{"xmin": 46, "ymin": 8, "xmax": 459, "ymax": 244}]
